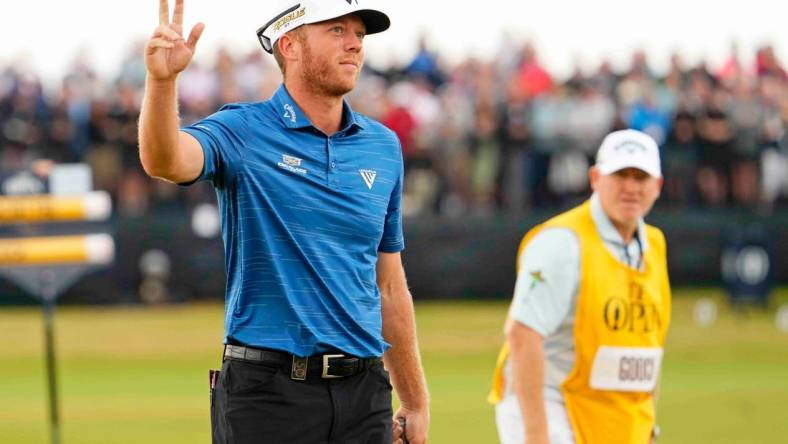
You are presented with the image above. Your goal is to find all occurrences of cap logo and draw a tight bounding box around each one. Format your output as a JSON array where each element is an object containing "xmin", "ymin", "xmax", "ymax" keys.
[
  {"xmin": 614, "ymin": 141, "xmax": 647, "ymax": 154},
  {"xmin": 271, "ymin": 7, "xmax": 306, "ymax": 32}
]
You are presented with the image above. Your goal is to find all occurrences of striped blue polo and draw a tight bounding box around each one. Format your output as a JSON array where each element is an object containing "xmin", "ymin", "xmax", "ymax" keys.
[{"xmin": 181, "ymin": 84, "xmax": 404, "ymax": 358}]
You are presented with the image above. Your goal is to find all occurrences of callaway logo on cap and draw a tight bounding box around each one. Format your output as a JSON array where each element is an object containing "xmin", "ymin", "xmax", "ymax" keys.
[
  {"xmin": 256, "ymin": 0, "xmax": 391, "ymax": 54},
  {"xmin": 595, "ymin": 129, "xmax": 662, "ymax": 178}
]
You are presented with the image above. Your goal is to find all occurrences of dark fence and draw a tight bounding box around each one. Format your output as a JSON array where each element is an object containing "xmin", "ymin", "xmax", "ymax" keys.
[
  {"xmin": 1, "ymin": 206, "xmax": 786, "ymax": 305},
  {"xmin": 403, "ymin": 208, "xmax": 786, "ymax": 299}
]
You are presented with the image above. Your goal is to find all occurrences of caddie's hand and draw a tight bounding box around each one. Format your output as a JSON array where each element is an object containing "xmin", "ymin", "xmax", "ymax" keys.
[
  {"xmin": 145, "ymin": 0, "xmax": 205, "ymax": 81},
  {"xmin": 392, "ymin": 406, "xmax": 429, "ymax": 444}
]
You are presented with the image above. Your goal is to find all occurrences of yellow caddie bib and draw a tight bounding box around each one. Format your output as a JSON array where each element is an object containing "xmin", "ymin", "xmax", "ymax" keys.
[{"xmin": 488, "ymin": 200, "xmax": 671, "ymax": 444}]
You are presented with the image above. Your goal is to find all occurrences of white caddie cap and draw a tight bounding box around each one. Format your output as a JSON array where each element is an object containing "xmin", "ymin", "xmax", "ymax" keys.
[
  {"xmin": 256, "ymin": 0, "xmax": 390, "ymax": 54},
  {"xmin": 595, "ymin": 129, "xmax": 662, "ymax": 177}
]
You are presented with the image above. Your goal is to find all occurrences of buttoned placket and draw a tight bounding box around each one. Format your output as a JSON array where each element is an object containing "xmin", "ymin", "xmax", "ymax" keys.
[
  {"xmin": 618, "ymin": 236, "xmax": 643, "ymax": 270},
  {"xmin": 326, "ymin": 134, "xmax": 340, "ymax": 188}
]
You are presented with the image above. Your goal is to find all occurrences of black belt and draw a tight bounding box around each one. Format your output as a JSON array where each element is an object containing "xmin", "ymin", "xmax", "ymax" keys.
[{"xmin": 223, "ymin": 344, "xmax": 382, "ymax": 381}]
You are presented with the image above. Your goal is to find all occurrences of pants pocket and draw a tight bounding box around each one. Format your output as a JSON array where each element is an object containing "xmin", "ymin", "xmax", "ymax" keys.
[{"xmin": 224, "ymin": 359, "xmax": 280, "ymax": 395}]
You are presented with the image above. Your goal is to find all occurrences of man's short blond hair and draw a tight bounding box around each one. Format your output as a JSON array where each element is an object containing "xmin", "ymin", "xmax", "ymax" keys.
[{"xmin": 272, "ymin": 27, "xmax": 306, "ymax": 77}]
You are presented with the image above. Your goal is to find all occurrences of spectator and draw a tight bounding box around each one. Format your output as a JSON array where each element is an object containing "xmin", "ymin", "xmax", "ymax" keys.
[
  {"xmin": 62, "ymin": 54, "xmax": 98, "ymax": 161},
  {"xmin": 759, "ymin": 84, "xmax": 788, "ymax": 212},
  {"xmin": 1, "ymin": 41, "xmax": 785, "ymax": 217},
  {"xmin": 627, "ymin": 86, "xmax": 672, "ymax": 146},
  {"xmin": 381, "ymin": 82, "xmax": 419, "ymax": 167},
  {"xmin": 516, "ymin": 42, "xmax": 554, "ymax": 99},
  {"xmin": 696, "ymin": 107, "xmax": 734, "ymax": 206},
  {"xmin": 177, "ymin": 61, "xmax": 219, "ymax": 124},
  {"xmin": 404, "ymin": 35, "xmax": 446, "ymax": 89},
  {"xmin": 756, "ymin": 45, "xmax": 787, "ymax": 80},
  {"xmin": 728, "ymin": 76, "xmax": 764, "ymax": 206},
  {"xmin": 662, "ymin": 110, "xmax": 701, "ymax": 205},
  {"xmin": 717, "ymin": 41, "xmax": 743, "ymax": 88},
  {"xmin": 498, "ymin": 78, "xmax": 531, "ymax": 212},
  {"xmin": 469, "ymin": 106, "xmax": 502, "ymax": 213}
]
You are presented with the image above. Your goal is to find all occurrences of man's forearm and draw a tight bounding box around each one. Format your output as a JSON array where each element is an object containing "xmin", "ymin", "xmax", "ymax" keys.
[
  {"xmin": 138, "ymin": 77, "xmax": 181, "ymax": 178},
  {"xmin": 381, "ymin": 287, "xmax": 429, "ymax": 409},
  {"xmin": 508, "ymin": 321, "xmax": 549, "ymax": 443}
]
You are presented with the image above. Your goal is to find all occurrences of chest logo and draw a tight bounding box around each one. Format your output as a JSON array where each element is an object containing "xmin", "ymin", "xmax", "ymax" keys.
[
  {"xmin": 278, "ymin": 154, "xmax": 307, "ymax": 175},
  {"xmin": 283, "ymin": 103, "xmax": 297, "ymax": 123},
  {"xmin": 603, "ymin": 283, "xmax": 662, "ymax": 333},
  {"xmin": 282, "ymin": 154, "xmax": 302, "ymax": 166},
  {"xmin": 359, "ymin": 169, "xmax": 377, "ymax": 189}
]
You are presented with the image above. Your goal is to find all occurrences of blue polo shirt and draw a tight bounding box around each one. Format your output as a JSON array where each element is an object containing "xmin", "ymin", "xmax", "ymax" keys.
[{"xmin": 181, "ymin": 85, "xmax": 404, "ymax": 358}]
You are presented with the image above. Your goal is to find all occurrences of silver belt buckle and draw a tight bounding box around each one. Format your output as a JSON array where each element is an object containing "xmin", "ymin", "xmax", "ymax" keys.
[{"xmin": 321, "ymin": 354, "xmax": 345, "ymax": 379}]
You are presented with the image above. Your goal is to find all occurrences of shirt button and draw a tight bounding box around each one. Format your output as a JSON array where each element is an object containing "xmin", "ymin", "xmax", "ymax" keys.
[{"xmin": 330, "ymin": 161, "xmax": 336, "ymax": 169}]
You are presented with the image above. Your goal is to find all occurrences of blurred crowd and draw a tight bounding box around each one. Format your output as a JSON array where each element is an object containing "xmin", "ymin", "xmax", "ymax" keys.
[{"xmin": 1, "ymin": 38, "xmax": 787, "ymax": 218}]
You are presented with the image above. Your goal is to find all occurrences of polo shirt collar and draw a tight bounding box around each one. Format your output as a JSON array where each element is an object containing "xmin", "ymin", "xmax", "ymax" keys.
[
  {"xmin": 590, "ymin": 192, "xmax": 649, "ymax": 252},
  {"xmin": 271, "ymin": 84, "xmax": 365, "ymax": 132}
]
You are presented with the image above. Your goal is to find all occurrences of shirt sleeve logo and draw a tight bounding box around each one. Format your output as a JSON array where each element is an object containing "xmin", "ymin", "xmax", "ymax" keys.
[
  {"xmin": 528, "ymin": 270, "xmax": 545, "ymax": 290},
  {"xmin": 359, "ymin": 169, "xmax": 377, "ymax": 189}
]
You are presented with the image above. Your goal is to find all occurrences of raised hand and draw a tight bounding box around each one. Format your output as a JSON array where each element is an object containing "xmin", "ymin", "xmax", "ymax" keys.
[{"xmin": 145, "ymin": 0, "xmax": 205, "ymax": 81}]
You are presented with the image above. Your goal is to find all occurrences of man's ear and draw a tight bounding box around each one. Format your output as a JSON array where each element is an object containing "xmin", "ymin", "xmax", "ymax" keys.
[
  {"xmin": 278, "ymin": 31, "xmax": 301, "ymax": 62},
  {"xmin": 655, "ymin": 176, "xmax": 664, "ymax": 198},
  {"xmin": 589, "ymin": 166, "xmax": 600, "ymax": 192}
]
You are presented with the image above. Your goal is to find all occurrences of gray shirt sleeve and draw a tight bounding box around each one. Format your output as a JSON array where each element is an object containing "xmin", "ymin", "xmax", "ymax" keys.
[{"xmin": 509, "ymin": 227, "xmax": 580, "ymax": 337}]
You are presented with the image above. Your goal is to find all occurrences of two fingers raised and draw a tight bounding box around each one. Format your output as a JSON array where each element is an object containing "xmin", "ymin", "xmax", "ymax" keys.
[
  {"xmin": 153, "ymin": 0, "xmax": 203, "ymax": 51},
  {"xmin": 159, "ymin": 0, "xmax": 184, "ymax": 26}
]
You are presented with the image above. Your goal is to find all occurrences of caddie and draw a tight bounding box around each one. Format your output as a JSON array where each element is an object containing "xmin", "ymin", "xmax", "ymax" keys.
[{"xmin": 489, "ymin": 129, "xmax": 672, "ymax": 444}]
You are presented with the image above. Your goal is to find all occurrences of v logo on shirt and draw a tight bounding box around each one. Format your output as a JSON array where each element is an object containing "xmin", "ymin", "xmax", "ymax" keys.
[{"xmin": 359, "ymin": 169, "xmax": 377, "ymax": 189}]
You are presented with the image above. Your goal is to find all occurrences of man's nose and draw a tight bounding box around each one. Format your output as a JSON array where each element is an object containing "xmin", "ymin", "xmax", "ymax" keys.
[
  {"xmin": 621, "ymin": 176, "xmax": 641, "ymax": 192},
  {"xmin": 345, "ymin": 33, "xmax": 363, "ymax": 52}
]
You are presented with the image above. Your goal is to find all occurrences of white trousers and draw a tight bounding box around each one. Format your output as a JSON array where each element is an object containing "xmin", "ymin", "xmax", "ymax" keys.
[{"xmin": 495, "ymin": 391, "xmax": 576, "ymax": 444}]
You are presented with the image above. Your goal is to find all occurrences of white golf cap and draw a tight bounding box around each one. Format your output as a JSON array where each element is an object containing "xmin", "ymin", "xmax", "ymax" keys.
[
  {"xmin": 257, "ymin": 0, "xmax": 390, "ymax": 54},
  {"xmin": 595, "ymin": 129, "xmax": 662, "ymax": 177}
]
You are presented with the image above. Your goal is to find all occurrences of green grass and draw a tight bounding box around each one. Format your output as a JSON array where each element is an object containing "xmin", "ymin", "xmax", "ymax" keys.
[{"xmin": 1, "ymin": 289, "xmax": 787, "ymax": 443}]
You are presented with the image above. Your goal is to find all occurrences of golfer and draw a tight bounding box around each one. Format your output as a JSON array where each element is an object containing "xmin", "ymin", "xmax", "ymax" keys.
[{"xmin": 138, "ymin": 1, "xmax": 429, "ymax": 442}]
